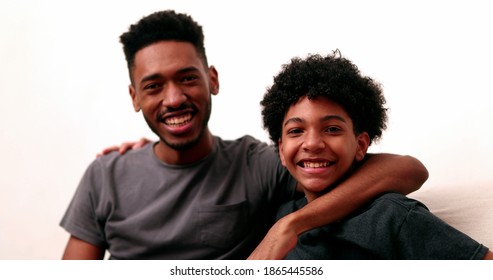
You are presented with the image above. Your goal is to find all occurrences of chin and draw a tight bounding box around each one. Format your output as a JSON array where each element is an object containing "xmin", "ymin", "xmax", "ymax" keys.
[
  {"xmin": 162, "ymin": 133, "xmax": 203, "ymax": 151},
  {"xmin": 165, "ymin": 139, "xmax": 199, "ymax": 151},
  {"xmin": 301, "ymin": 180, "xmax": 336, "ymax": 194},
  {"xmin": 303, "ymin": 185, "xmax": 329, "ymax": 194}
]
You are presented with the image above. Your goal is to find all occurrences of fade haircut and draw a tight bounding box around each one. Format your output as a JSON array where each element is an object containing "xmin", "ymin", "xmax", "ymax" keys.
[
  {"xmin": 261, "ymin": 51, "xmax": 388, "ymax": 149},
  {"xmin": 119, "ymin": 10, "xmax": 208, "ymax": 83}
]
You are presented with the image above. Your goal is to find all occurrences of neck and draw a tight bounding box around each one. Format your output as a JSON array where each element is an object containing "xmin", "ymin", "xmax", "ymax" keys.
[
  {"xmin": 304, "ymin": 192, "xmax": 319, "ymax": 203},
  {"xmin": 154, "ymin": 129, "xmax": 215, "ymax": 165}
]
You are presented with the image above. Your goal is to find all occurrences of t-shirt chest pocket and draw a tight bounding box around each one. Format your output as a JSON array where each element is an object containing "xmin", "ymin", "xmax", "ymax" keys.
[{"xmin": 197, "ymin": 201, "xmax": 249, "ymax": 250}]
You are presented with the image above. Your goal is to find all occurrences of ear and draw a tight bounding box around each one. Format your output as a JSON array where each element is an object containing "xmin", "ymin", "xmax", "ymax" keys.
[
  {"xmin": 208, "ymin": 65, "xmax": 220, "ymax": 95},
  {"xmin": 129, "ymin": 84, "xmax": 140, "ymax": 112},
  {"xmin": 355, "ymin": 132, "xmax": 370, "ymax": 162},
  {"xmin": 278, "ymin": 138, "xmax": 287, "ymax": 167}
]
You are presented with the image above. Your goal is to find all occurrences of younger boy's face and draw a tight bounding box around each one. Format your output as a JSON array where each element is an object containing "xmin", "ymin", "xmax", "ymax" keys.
[{"xmin": 279, "ymin": 96, "xmax": 370, "ymax": 202}]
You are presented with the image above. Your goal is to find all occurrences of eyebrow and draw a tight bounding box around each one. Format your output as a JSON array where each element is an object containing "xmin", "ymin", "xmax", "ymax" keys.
[
  {"xmin": 139, "ymin": 66, "xmax": 201, "ymax": 85},
  {"xmin": 321, "ymin": 115, "xmax": 346, "ymax": 123},
  {"xmin": 140, "ymin": 73, "xmax": 162, "ymax": 84},
  {"xmin": 283, "ymin": 115, "xmax": 346, "ymax": 127}
]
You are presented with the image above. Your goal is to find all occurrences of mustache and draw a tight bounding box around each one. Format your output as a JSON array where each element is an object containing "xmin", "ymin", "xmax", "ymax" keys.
[{"xmin": 157, "ymin": 103, "xmax": 195, "ymax": 120}]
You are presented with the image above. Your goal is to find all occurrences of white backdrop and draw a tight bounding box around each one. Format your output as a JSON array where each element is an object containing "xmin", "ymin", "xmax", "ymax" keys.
[{"xmin": 1, "ymin": 0, "xmax": 492, "ymax": 259}]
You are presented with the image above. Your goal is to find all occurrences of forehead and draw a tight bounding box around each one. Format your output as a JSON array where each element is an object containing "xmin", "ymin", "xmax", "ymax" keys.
[
  {"xmin": 285, "ymin": 96, "xmax": 349, "ymax": 119},
  {"xmin": 132, "ymin": 41, "xmax": 206, "ymax": 81}
]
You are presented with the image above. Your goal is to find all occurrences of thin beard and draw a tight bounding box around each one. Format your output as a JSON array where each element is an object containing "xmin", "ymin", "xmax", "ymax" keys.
[
  {"xmin": 160, "ymin": 128, "xmax": 205, "ymax": 151},
  {"xmin": 145, "ymin": 96, "xmax": 212, "ymax": 151}
]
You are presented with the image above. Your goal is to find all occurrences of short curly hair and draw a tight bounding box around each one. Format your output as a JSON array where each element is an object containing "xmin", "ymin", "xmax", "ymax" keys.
[
  {"xmin": 261, "ymin": 51, "xmax": 388, "ymax": 149},
  {"xmin": 119, "ymin": 10, "xmax": 208, "ymax": 82}
]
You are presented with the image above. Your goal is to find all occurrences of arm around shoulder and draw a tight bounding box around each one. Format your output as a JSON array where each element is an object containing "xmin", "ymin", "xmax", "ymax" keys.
[
  {"xmin": 358, "ymin": 153, "xmax": 429, "ymax": 195},
  {"xmin": 293, "ymin": 153, "xmax": 428, "ymax": 234},
  {"xmin": 62, "ymin": 236, "xmax": 105, "ymax": 260},
  {"xmin": 248, "ymin": 153, "xmax": 428, "ymax": 259}
]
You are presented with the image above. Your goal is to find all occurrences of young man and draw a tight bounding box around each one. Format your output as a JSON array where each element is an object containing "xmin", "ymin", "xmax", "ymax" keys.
[
  {"xmin": 60, "ymin": 10, "xmax": 427, "ymax": 260},
  {"xmin": 259, "ymin": 52, "xmax": 493, "ymax": 259}
]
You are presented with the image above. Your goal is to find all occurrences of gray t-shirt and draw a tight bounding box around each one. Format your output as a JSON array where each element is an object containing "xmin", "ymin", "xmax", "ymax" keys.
[
  {"xmin": 278, "ymin": 193, "xmax": 489, "ymax": 259},
  {"xmin": 60, "ymin": 136, "xmax": 296, "ymax": 259}
]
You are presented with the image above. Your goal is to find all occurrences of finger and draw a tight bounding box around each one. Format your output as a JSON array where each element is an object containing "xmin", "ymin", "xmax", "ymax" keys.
[
  {"xmin": 118, "ymin": 142, "xmax": 136, "ymax": 155},
  {"xmin": 134, "ymin": 137, "xmax": 150, "ymax": 148},
  {"xmin": 99, "ymin": 145, "xmax": 120, "ymax": 156}
]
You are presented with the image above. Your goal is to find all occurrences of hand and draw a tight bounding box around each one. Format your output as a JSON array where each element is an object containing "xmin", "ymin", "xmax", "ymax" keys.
[
  {"xmin": 247, "ymin": 216, "xmax": 298, "ymax": 260},
  {"xmin": 96, "ymin": 137, "xmax": 152, "ymax": 157}
]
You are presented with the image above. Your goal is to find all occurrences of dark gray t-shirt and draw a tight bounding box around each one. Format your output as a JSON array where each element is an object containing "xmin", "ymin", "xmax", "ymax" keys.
[
  {"xmin": 278, "ymin": 193, "xmax": 489, "ymax": 259},
  {"xmin": 60, "ymin": 136, "xmax": 296, "ymax": 259}
]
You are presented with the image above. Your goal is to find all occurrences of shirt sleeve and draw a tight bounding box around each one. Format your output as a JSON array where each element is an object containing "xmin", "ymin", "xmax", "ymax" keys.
[
  {"xmin": 247, "ymin": 138, "xmax": 297, "ymax": 204},
  {"xmin": 357, "ymin": 193, "xmax": 488, "ymax": 259},
  {"xmin": 394, "ymin": 195, "xmax": 488, "ymax": 259},
  {"xmin": 59, "ymin": 159, "xmax": 108, "ymax": 248}
]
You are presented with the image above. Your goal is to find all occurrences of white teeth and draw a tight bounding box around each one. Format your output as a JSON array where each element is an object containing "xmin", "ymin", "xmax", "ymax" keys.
[
  {"xmin": 303, "ymin": 162, "xmax": 330, "ymax": 168},
  {"xmin": 165, "ymin": 113, "xmax": 192, "ymax": 126}
]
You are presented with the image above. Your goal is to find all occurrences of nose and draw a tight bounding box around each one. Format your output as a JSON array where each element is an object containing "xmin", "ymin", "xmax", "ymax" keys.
[
  {"xmin": 161, "ymin": 82, "xmax": 187, "ymax": 108},
  {"xmin": 302, "ymin": 131, "xmax": 325, "ymax": 153}
]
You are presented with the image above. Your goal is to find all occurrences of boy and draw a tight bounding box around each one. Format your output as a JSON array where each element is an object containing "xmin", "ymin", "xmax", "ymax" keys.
[{"xmin": 260, "ymin": 51, "xmax": 493, "ymax": 259}]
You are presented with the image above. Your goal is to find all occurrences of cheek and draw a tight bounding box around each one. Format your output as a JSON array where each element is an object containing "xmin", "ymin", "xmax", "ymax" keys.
[
  {"xmin": 278, "ymin": 140, "xmax": 288, "ymax": 167},
  {"xmin": 333, "ymin": 139, "xmax": 358, "ymax": 160},
  {"xmin": 141, "ymin": 96, "xmax": 162, "ymax": 112},
  {"xmin": 280, "ymin": 141, "xmax": 299, "ymax": 167}
]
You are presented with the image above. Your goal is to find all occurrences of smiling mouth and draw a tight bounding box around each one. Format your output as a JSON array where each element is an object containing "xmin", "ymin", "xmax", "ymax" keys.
[
  {"xmin": 297, "ymin": 161, "xmax": 333, "ymax": 168},
  {"xmin": 163, "ymin": 113, "xmax": 193, "ymax": 127}
]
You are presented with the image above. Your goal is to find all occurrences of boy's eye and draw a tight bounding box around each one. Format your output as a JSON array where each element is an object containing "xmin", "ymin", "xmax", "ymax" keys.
[
  {"xmin": 287, "ymin": 128, "xmax": 303, "ymax": 135},
  {"xmin": 326, "ymin": 126, "xmax": 342, "ymax": 133}
]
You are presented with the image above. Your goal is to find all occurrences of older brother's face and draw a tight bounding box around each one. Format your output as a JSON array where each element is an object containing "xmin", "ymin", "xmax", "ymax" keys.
[
  {"xmin": 279, "ymin": 96, "xmax": 369, "ymax": 202},
  {"xmin": 129, "ymin": 41, "xmax": 219, "ymax": 155}
]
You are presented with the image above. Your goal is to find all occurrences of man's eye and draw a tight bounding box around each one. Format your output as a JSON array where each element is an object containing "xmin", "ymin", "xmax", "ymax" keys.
[
  {"xmin": 144, "ymin": 83, "xmax": 160, "ymax": 90},
  {"xmin": 182, "ymin": 75, "xmax": 198, "ymax": 83}
]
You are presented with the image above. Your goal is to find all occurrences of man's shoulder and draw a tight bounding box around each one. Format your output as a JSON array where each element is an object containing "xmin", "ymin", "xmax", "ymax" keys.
[
  {"xmin": 216, "ymin": 135, "xmax": 273, "ymax": 153},
  {"xmin": 92, "ymin": 142, "xmax": 154, "ymax": 169},
  {"xmin": 217, "ymin": 135, "xmax": 265, "ymax": 146},
  {"xmin": 221, "ymin": 136, "xmax": 281, "ymax": 167}
]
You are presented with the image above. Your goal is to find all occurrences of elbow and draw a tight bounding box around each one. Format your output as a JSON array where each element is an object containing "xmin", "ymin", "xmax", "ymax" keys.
[{"xmin": 403, "ymin": 155, "xmax": 429, "ymax": 193}]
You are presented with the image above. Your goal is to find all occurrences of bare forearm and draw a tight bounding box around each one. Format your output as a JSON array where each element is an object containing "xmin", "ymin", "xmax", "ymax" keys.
[
  {"xmin": 484, "ymin": 250, "xmax": 493, "ymax": 260},
  {"xmin": 62, "ymin": 236, "xmax": 105, "ymax": 260},
  {"xmin": 285, "ymin": 153, "xmax": 428, "ymax": 235}
]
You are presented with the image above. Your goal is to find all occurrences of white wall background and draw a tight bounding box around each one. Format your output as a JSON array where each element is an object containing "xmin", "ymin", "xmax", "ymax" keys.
[{"xmin": 1, "ymin": 0, "xmax": 492, "ymax": 259}]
